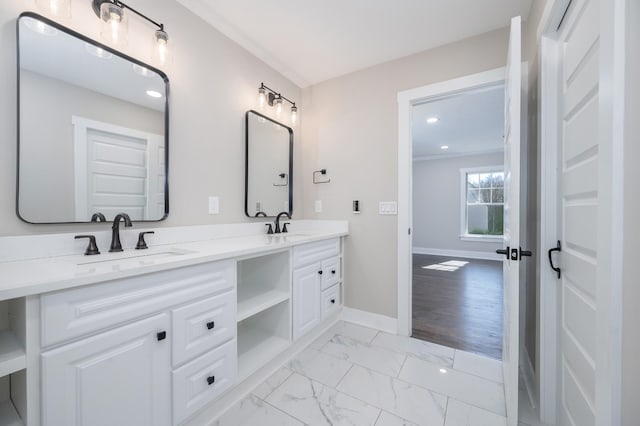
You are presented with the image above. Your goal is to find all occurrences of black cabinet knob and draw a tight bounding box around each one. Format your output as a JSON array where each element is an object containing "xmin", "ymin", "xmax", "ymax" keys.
[
  {"xmin": 206, "ymin": 376, "xmax": 215, "ymax": 385},
  {"xmin": 156, "ymin": 331, "xmax": 167, "ymax": 341},
  {"xmin": 330, "ymin": 299, "xmax": 336, "ymax": 304},
  {"xmin": 318, "ymin": 270, "xmax": 323, "ymax": 275},
  {"xmin": 331, "ymin": 269, "xmax": 336, "ymax": 274},
  {"xmin": 206, "ymin": 321, "xmax": 215, "ymax": 330}
]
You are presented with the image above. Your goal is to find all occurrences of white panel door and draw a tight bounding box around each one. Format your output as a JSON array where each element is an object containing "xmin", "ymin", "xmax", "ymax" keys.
[
  {"xmin": 41, "ymin": 314, "xmax": 171, "ymax": 426},
  {"xmin": 86, "ymin": 129, "xmax": 148, "ymax": 221},
  {"xmin": 502, "ymin": 15, "xmax": 522, "ymax": 426},
  {"xmin": 555, "ymin": 1, "xmax": 600, "ymax": 424},
  {"xmin": 292, "ymin": 263, "xmax": 322, "ymax": 340}
]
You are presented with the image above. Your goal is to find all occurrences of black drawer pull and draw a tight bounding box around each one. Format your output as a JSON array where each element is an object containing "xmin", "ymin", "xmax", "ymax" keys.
[
  {"xmin": 318, "ymin": 270, "xmax": 323, "ymax": 275},
  {"xmin": 206, "ymin": 321, "xmax": 215, "ymax": 330},
  {"xmin": 207, "ymin": 376, "xmax": 215, "ymax": 385},
  {"xmin": 156, "ymin": 331, "xmax": 167, "ymax": 341}
]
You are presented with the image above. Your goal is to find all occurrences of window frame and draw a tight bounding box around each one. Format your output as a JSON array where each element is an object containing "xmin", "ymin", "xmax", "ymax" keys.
[{"xmin": 459, "ymin": 165, "xmax": 504, "ymax": 242}]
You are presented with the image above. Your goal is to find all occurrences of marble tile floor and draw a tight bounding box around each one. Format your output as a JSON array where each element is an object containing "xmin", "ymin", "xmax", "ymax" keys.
[{"xmin": 211, "ymin": 321, "xmax": 517, "ymax": 426}]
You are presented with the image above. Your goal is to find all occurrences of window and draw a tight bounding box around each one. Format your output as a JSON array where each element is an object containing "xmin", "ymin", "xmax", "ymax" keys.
[{"xmin": 461, "ymin": 167, "xmax": 504, "ymax": 238}]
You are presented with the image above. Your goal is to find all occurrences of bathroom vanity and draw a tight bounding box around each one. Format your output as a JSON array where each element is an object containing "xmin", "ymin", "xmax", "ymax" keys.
[{"xmin": 0, "ymin": 221, "xmax": 347, "ymax": 426}]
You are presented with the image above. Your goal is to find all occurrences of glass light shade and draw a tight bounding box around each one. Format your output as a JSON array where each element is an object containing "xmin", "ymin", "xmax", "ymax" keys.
[
  {"xmin": 258, "ymin": 87, "xmax": 267, "ymax": 109},
  {"xmin": 100, "ymin": 2, "xmax": 127, "ymax": 47},
  {"xmin": 36, "ymin": 0, "xmax": 71, "ymax": 19},
  {"xmin": 290, "ymin": 105, "xmax": 298, "ymax": 127},
  {"xmin": 152, "ymin": 29, "xmax": 170, "ymax": 67},
  {"xmin": 275, "ymin": 96, "xmax": 283, "ymax": 117}
]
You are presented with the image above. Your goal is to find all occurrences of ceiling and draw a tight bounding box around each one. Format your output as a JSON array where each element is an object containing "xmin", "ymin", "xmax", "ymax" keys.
[
  {"xmin": 412, "ymin": 84, "xmax": 505, "ymax": 159},
  {"xmin": 19, "ymin": 16, "xmax": 166, "ymax": 112},
  {"xmin": 178, "ymin": 0, "xmax": 532, "ymax": 87}
]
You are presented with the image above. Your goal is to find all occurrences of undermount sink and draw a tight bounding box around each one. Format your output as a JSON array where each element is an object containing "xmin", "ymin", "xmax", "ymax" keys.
[{"xmin": 75, "ymin": 248, "xmax": 196, "ymax": 266}]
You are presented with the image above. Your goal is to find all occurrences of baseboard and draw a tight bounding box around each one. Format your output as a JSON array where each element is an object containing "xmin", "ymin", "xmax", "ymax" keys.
[
  {"xmin": 341, "ymin": 307, "xmax": 398, "ymax": 334},
  {"xmin": 412, "ymin": 247, "xmax": 502, "ymax": 261},
  {"xmin": 520, "ymin": 348, "xmax": 537, "ymax": 411}
]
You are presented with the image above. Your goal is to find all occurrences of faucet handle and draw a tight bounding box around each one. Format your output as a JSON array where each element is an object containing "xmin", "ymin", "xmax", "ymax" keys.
[
  {"xmin": 282, "ymin": 223, "xmax": 290, "ymax": 233},
  {"xmin": 265, "ymin": 223, "xmax": 274, "ymax": 234},
  {"xmin": 75, "ymin": 235, "xmax": 100, "ymax": 256},
  {"xmin": 135, "ymin": 231, "xmax": 155, "ymax": 250}
]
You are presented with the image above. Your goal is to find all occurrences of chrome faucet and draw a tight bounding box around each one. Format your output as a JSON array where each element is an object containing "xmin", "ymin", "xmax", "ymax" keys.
[
  {"xmin": 109, "ymin": 213, "xmax": 132, "ymax": 252},
  {"xmin": 274, "ymin": 211, "xmax": 291, "ymax": 234}
]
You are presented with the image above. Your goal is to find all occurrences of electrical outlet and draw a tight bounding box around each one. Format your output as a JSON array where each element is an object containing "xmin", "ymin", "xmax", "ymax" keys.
[
  {"xmin": 315, "ymin": 200, "xmax": 323, "ymax": 213},
  {"xmin": 379, "ymin": 201, "xmax": 397, "ymax": 215},
  {"xmin": 208, "ymin": 196, "xmax": 219, "ymax": 214}
]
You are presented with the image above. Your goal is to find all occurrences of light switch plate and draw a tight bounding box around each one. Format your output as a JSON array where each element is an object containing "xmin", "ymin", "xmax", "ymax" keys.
[
  {"xmin": 379, "ymin": 201, "xmax": 397, "ymax": 215},
  {"xmin": 315, "ymin": 200, "xmax": 323, "ymax": 213},
  {"xmin": 208, "ymin": 196, "xmax": 219, "ymax": 214}
]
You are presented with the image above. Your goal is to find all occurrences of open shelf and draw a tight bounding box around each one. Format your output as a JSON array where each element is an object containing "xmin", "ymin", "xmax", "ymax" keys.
[
  {"xmin": 237, "ymin": 326, "xmax": 290, "ymax": 381},
  {"xmin": 237, "ymin": 288, "xmax": 289, "ymax": 322},
  {"xmin": 0, "ymin": 331, "xmax": 26, "ymax": 378},
  {"xmin": 0, "ymin": 400, "xmax": 24, "ymax": 426}
]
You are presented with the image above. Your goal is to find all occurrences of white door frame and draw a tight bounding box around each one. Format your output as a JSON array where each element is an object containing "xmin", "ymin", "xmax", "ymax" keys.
[
  {"xmin": 539, "ymin": 0, "xmax": 625, "ymax": 424},
  {"xmin": 396, "ymin": 67, "xmax": 506, "ymax": 337}
]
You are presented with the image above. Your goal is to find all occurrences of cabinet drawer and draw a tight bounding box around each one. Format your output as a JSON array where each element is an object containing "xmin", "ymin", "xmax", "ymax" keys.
[
  {"xmin": 172, "ymin": 339, "xmax": 237, "ymax": 424},
  {"xmin": 321, "ymin": 256, "xmax": 341, "ymax": 290},
  {"xmin": 321, "ymin": 284, "xmax": 341, "ymax": 319},
  {"xmin": 172, "ymin": 291, "xmax": 236, "ymax": 367},
  {"xmin": 41, "ymin": 260, "xmax": 235, "ymax": 347},
  {"xmin": 293, "ymin": 238, "xmax": 340, "ymax": 268}
]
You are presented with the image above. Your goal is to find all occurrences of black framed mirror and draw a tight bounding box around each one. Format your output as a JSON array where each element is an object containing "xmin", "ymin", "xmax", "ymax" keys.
[
  {"xmin": 245, "ymin": 110, "xmax": 293, "ymax": 218},
  {"xmin": 17, "ymin": 12, "xmax": 169, "ymax": 224}
]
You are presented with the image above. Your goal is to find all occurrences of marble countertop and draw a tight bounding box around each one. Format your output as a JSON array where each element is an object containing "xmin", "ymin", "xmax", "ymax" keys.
[{"xmin": 0, "ymin": 228, "xmax": 347, "ymax": 301}]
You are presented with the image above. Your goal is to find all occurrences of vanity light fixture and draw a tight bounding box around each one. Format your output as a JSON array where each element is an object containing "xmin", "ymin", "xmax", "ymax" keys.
[
  {"xmin": 92, "ymin": 0, "xmax": 169, "ymax": 66},
  {"xmin": 85, "ymin": 42, "xmax": 113, "ymax": 59},
  {"xmin": 257, "ymin": 83, "xmax": 299, "ymax": 127},
  {"xmin": 36, "ymin": 0, "xmax": 72, "ymax": 20}
]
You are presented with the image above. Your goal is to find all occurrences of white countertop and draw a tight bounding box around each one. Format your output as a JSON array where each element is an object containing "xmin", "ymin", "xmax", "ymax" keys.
[{"xmin": 0, "ymin": 222, "xmax": 348, "ymax": 301}]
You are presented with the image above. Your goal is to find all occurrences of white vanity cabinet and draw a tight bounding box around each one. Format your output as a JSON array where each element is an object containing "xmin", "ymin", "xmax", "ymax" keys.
[
  {"xmin": 292, "ymin": 239, "xmax": 343, "ymax": 340},
  {"xmin": 39, "ymin": 260, "xmax": 237, "ymax": 426}
]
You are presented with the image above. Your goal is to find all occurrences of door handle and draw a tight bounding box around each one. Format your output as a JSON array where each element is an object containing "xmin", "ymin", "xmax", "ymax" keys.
[
  {"xmin": 496, "ymin": 247, "xmax": 510, "ymax": 260},
  {"xmin": 548, "ymin": 240, "xmax": 561, "ymax": 279}
]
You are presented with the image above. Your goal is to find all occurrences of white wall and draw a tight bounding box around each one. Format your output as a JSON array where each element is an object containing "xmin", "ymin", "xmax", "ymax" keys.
[
  {"xmin": 0, "ymin": 0, "xmax": 302, "ymax": 235},
  {"xmin": 622, "ymin": 0, "xmax": 640, "ymax": 423},
  {"xmin": 302, "ymin": 28, "xmax": 510, "ymax": 318},
  {"xmin": 412, "ymin": 152, "xmax": 504, "ymax": 255}
]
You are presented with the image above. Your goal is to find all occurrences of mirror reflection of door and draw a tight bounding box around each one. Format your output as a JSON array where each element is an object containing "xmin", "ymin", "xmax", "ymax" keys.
[
  {"xmin": 72, "ymin": 117, "xmax": 164, "ymax": 222},
  {"xmin": 245, "ymin": 111, "xmax": 293, "ymax": 217}
]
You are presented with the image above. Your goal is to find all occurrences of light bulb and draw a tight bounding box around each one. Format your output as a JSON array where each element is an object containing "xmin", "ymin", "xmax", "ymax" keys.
[
  {"xmin": 275, "ymin": 96, "xmax": 283, "ymax": 117},
  {"xmin": 152, "ymin": 29, "xmax": 170, "ymax": 67},
  {"xmin": 291, "ymin": 105, "xmax": 298, "ymax": 127},
  {"xmin": 258, "ymin": 87, "xmax": 267, "ymax": 109},
  {"xmin": 100, "ymin": 2, "xmax": 127, "ymax": 47}
]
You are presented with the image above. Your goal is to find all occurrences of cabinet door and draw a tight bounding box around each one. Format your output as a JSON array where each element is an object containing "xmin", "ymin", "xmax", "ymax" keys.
[
  {"xmin": 41, "ymin": 314, "xmax": 171, "ymax": 426},
  {"xmin": 292, "ymin": 263, "xmax": 322, "ymax": 340}
]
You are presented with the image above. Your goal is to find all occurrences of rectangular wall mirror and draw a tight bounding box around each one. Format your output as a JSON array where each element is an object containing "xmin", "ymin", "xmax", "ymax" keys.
[
  {"xmin": 245, "ymin": 110, "xmax": 293, "ymax": 217},
  {"xmin": 17, "ymin": 13, "xmax": 169, "ymax": 224}
]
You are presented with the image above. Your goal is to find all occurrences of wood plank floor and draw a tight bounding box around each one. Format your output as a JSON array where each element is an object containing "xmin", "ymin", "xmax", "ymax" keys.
[{"xmin": 412, "ymin": 254, "xmax": 503, "ymax": 360}]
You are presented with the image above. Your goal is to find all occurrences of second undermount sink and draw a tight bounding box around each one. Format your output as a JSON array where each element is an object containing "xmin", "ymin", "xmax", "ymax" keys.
[{"xmin": 75, "ymin": 247, "xmax": 196, "ymax": 266}]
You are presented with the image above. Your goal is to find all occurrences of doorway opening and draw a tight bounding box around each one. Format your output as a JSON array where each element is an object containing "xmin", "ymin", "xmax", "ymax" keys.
[{"xmin": 410, "ymin": 83, "xmax": 506, "ymax": 359}]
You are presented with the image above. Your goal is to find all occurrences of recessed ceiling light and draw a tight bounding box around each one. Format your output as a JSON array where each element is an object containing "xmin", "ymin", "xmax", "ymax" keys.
[
  {"xmin": 426, "ymin": 116, "xmax": 440, "ymax": 124},
  {"xmin": 146, "ymin": 90, "xmax": 162, "ymax": 98},
  {"xmin": 440, "ymin": 145, "xmax": 449, "ymax": 150},
  {"xmin": 439, "ymin": 368, "xmax": 448, "ymax": 374}
]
